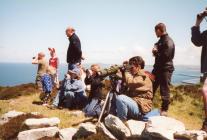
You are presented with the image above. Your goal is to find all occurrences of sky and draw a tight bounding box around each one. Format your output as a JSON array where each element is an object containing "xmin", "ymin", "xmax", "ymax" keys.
[{"xmin": 0, "ymin": 0, "xmax": 207, "ymax": 66}]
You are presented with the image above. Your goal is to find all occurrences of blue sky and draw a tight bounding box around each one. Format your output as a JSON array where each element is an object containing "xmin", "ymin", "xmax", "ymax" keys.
[{"xmin": 0, "ymin": 0, "xmax": 207, "ymax": 65}]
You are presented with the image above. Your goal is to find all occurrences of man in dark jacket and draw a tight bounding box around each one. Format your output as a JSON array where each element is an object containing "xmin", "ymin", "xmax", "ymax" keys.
[
  {"xmin": 152, "ymin": 23, "xmax": 175, "ymax": 116},
  {"xmin": 191, "ymin": 9, "xmax": 207, "ymax": 132},
  {"xmin": 191, "ymin": 10, "xmax": 207, "ymax": 82},
  {"xmin": 66, "ymin": 27, "xmax": 82, "ymax": 70}
]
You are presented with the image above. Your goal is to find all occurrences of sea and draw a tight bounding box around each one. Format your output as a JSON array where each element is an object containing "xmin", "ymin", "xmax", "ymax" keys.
[{"xmin": 0, "ymin": 63, "xmax": 201, "ymax": 86}]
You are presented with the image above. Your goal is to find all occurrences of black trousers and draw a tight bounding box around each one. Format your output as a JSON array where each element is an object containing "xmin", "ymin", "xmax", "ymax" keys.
[{"xmin": 153, "ymin": 71, "xmax": 173, "ymax": 111}]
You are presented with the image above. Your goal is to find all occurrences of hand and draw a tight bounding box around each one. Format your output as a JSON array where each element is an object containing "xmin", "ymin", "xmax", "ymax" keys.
[
  {"xmin": 152, "ymin": 45, "xmax": 158, "ymax": 56},
  {"xmin": 119, "ymin": 66, "xmax": 125, "ymax": 73},
  {"xmin": 81, "ymin": 56, "xmax": 85, "ymax": 60},
  {"xmin": 195, "ymin": 10, "xmax": 207, "ymax": 26},
  {"xmin": 195, "ymin": 15, "xmax": 204, "ymax": 27},
  {"xmin": 123, "ymin": 61, "xmax": 129, "ymax": 67},
  {"xmin": 86, "ymin": 69, "xmax": 92, "ymax": 77},
  {"xmin": 65, "ymin": 74, "xmax": 70, "ymax": 79}
]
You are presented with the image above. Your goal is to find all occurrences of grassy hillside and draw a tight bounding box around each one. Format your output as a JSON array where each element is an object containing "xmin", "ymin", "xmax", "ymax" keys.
[{"xmin": 0, "ymin": 82, "xmax": 204, "ymax": 130}]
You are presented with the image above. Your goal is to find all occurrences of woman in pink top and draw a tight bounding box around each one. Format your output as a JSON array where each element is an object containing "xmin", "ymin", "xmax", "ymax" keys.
[{"xmin": 48, "ymin": 48, "xmax": 59, "ymax": 88}]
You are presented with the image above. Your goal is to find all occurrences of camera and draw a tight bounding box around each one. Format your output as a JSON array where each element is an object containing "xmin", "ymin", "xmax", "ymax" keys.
[{"xmin": 197, "ymin": 9, "xmax": 207, "ymax": 19}]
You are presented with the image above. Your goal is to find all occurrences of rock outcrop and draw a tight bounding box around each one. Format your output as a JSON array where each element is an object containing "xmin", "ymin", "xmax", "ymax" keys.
[
  {"xmin": 0, "ymin": 110, "xmax": 25, "ymax": 125},
  {"xmin": 142, "ymin": 116, "xmax": 186, "ymax": 140},
  {"xmin": 73, "ymin": 122, "xmax": 97, "ymax": 139},
  {"xmin": 126, "ymin": 120, "xmax": 146, "ymax": 138},
  {"xmin": 59, "ymin": 127, "xmax": 78, "ymax": 140},
  {"xmin": 1, "ymin": 110, "xmax": 207, "ymax": 140},
  {"xmin": 24, "ymin": 117, "xmax": 60, "ymax": 129},
  {"xmin": 104, "ymin": 114, "xmax": 131, "ymax": 139},
  {"xmin": 17, "ymin": 127, "xmax": 59, "ymax": 140}
]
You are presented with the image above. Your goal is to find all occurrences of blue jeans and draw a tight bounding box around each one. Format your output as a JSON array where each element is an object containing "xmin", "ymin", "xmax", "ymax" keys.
[
  {"xmin": 64, "ymin": 91, "xmax": 87, "ymax": 108},
  {"xmin": 53, "ymin": 90, "xmax": 64, "ymax": 107},
  {"xmin": 68, "ymin": 63, "xmax": 78, "ymax": 70},
  {"xmin": 116, "ymin": 95, "xmax": 139, "ymax": 120},
  {"xmin": 53, "ymin": 90, "xmax": 87, "ymax": 109}
]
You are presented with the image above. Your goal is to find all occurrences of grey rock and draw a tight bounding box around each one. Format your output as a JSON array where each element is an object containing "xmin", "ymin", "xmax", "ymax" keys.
[
  {"xmin": 174, "ymin": 130, "xmax": 207, "ymax": 140},
  {"xmin": 73, "ymin": 122, "xmax": 97, "ymax": 139},
  {"xmin": 30, "ymin": 112, "xmax": 41, "ymax": 116},
  {"xmin": 59, "ymin": 127, "xmax": 78, "ymax": 140},
  {"xmin": 0, "ymin": 110, "xmax": 25, "ymax": 125},
  {"xmin": 126, "ymin": 120, "xmax": 146, "ymax": 138},
  {"xmin": 17, "ymin": 126, "xmax": 59, "ymax": 140},
  {"xmin": 96, "ymin": 122, "xmax": 117, "ymax": 140},
  {"xmin": 143, "ymin": 116, "xmax": 185, "ymax": 140},
  {"xmin": 24, "ymin": 117, "xmax": 60, "ymax": 129},
  {"xmin": 104, "ymin": 114, "xmax": 131, "ymax": 139}
]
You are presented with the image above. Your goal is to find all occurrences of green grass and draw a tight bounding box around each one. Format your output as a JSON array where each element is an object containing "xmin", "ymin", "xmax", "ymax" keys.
[
  {"xmin": 0, "ymin": 82, "xmax": 205, "ymax": 139},
  {"xmin": 153, "ymin": 84, "xmax": 204, "ymax": 129}
]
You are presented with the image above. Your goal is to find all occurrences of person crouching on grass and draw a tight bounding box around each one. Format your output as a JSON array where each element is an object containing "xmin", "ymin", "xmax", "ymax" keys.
[{"xmin": 50, "ymin": 67, "xmax": 87, "ymax": 109}]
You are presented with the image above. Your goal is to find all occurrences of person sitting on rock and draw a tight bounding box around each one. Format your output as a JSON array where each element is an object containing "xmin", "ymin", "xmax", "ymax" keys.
[
  {"xmin": 100, "ymin": 56, "xmax": 153, "ymax": 121},
  {"xmin": 83, "ymin": 64, "xmax": 105, "ymax": 117},
  {"xmin": 50, "ymin": 67, "xmax": 87, "ymax": 109}
]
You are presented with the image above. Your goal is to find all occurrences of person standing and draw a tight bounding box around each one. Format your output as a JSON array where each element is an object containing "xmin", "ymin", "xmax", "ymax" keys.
[
  {"xmin": 32, "ymin": 52, "xmax": 48, "ymax": 91},
  {"xmin": 66, "ymin": 27, "xmax": 82, "ymax": 70},
  {"xmin": 191, "ymin": 8, "xmax": 207, "ymax": 131},
  {"xmin": 191, "ymin": 9, "xmax": 207, "ymax": 82},
  {"xmin": 48, "ymin": 48, "xmax": 59, "ymax": 88},
  {"xmin": 152, "ymin": 23, "xmax": 175, "ymax": 116}
]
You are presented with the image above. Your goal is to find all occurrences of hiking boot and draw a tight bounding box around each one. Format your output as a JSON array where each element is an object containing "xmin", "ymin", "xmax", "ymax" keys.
[{"xmin": 160, "ymin": 110, "xmax": 168, "ymax": 116}]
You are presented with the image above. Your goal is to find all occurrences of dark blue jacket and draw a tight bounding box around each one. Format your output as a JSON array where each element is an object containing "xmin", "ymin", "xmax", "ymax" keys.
[
  {"xmin": 67, "ymin": 33, "xmax": 82, "ymax": 64},
  {"xmin": 191, "ymin": 26, "xmax": 207, "ymax": 73}
]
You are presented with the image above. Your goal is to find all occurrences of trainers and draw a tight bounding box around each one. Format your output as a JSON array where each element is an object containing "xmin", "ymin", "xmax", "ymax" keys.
[
  {"xmin": 42, "ymin": 103, "xmax": 48, "ymax": 106},
  {"xmin": 160, "ymin": 110, "xmax": 168, "ymax": 116},
  {"xmin": 47, "ymin": 104, "xmax": 58, "ymax": 109}
]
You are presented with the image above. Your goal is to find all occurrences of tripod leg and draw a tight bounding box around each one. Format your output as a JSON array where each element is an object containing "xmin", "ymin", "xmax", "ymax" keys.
[{"xmin": 97, "ymin": 91, "xmax": 110, "ymax": 124}]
